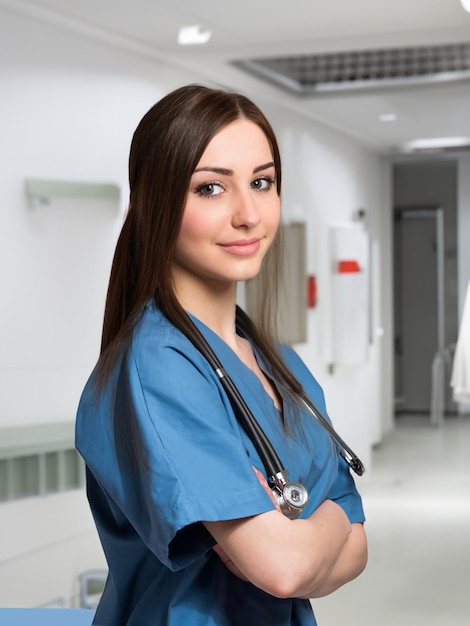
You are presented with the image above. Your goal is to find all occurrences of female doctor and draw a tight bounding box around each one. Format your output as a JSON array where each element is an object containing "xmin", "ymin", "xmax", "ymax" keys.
[{"xmin": 76, "ymin": 84, "xmax": 367, "ymax": 625}]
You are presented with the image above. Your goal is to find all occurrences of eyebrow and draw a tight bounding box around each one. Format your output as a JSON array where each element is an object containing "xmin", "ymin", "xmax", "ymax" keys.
[{"xmin": 194, "ymin": 161, "xmax": 275, "ymax": 176}]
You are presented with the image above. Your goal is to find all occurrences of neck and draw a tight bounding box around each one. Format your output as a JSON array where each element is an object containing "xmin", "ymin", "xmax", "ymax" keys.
[{"xmin": 173, "ymin": 277, "xmax": 240, "ymax": 349}]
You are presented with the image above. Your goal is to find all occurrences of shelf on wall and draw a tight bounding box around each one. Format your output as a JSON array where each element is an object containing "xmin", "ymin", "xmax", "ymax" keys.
[
  {"xmin": 0, "ymin": 421, "xmax": 75, "ymax": 459},
  {"xmin": 25, "ymin": 178, "xmax": 120, "ymax": 205}
]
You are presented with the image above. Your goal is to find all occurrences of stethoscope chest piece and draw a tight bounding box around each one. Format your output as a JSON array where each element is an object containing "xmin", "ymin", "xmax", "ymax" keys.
[{"xmin": 269, "ymin": 470, "xmax": 309, "ymax": 520}]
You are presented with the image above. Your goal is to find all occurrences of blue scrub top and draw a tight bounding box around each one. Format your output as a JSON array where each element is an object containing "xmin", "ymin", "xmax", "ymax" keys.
[{"xmin": 76, "ymin": 302, "xmax": 365, "ymax": 625}]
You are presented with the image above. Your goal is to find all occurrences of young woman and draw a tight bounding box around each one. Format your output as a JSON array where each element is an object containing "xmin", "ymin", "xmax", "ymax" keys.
[{"xmin": 76, "ymin": 84, "xmax": 367, "ymax": 625}]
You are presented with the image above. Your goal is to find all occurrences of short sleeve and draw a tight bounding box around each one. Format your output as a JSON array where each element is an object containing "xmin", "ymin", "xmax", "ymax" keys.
[
  {"xmin": 325, "ymin": 455, "xmax": 366, "ymax": 523},
  {"xmin": 112, "ymin": 333, "xmax": 275, "ymax": 570}
]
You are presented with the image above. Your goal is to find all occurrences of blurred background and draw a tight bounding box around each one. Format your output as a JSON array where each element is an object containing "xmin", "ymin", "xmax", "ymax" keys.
[{"xmin": 0, "ymin": 1, "xmax": 469, "ymax": 623}]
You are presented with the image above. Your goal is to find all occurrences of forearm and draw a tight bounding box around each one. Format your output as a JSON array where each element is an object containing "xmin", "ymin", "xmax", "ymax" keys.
[
  {"xmin": 205, "ymin": 499, "xmax": 352, "ymax": 599},
  {"xmin": 301, "ymin": 523, "xmax": 368, "ymax": 599},
  {"xmin": 285, "ymin": 500, "xmax": 353, "ymax": 598}
]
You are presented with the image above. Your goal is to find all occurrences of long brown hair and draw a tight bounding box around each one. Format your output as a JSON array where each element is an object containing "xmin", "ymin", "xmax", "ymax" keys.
[{"xmin": 98, "ymin": 85, "xmax": 306, "ymax": 464}]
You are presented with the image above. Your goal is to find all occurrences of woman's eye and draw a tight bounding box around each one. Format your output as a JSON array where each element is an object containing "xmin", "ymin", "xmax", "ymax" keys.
[
  {"xmin": 251, "ymin": 177, "xmax": 274, "ymax": 191},
  {"xmin": 195, "ymin": 182, "xmax": 224, "ymax": 197}
]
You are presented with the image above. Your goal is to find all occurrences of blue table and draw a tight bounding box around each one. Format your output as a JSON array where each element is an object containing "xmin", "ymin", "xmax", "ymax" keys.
[{"xmin": 0, "ymin": 609, "xmax": 95, "ymax": 625}]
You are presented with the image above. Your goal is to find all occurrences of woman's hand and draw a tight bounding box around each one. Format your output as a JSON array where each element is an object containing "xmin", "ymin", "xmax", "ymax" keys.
[
  {"xmin": 212, "ymin": 543, "xmax": 249, "ymax": 581},
  {"xmin": 251, "ymin": 465, "xmax": 282, "ymax": 512}
]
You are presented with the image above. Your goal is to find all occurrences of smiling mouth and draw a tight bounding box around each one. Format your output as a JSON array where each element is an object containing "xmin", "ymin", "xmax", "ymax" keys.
[{"xmin": 219, "ymin": 238, "xmax": 261, "ymax": 256}]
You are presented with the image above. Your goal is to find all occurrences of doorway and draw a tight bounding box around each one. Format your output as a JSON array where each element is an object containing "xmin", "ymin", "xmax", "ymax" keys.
[{"xmin": 393, "ymin": 206, "xmax": 445, "ymax": 414}]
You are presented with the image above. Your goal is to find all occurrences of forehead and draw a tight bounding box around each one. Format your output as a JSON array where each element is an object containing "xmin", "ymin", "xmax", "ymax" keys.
[{"xmin": 197, "ymin": 119, "xmax": 273, "ymax": 166}]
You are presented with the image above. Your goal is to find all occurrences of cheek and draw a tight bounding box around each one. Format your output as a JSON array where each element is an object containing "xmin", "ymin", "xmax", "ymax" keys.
[
  {"xmin": 179, "ymin": 209, "xmax": 206, "ymax": 240},
  {"xmin": 175, "ymin": 208, "xmax": 217, "ymax": 256},
  {"xmin": 266, "ymin": 199, "xmax": 281, "ymax": 234}
]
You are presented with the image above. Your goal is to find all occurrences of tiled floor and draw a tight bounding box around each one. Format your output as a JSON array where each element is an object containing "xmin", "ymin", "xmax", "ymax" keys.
[{"xmin": 313, "ymin": 414, "xmax": 470, "ymax": 626}]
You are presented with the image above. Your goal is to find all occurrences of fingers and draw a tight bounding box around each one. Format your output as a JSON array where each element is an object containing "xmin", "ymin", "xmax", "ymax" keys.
[
  {"xmin": 212, "ymin": 544, "xmax": 249, "ymax": 581},
  {"xmin": 252, "ymin": 465, "xmax": 282, "ymax": 512}
]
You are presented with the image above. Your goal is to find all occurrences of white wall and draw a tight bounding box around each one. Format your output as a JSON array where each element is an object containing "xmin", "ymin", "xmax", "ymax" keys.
[
  {"xmin": 0, "ymin": 5, "xmax": 392, "ymax": 608},
  {"xmin": 0, "ymin": 8, "xmax": 190, "ymax": 428}
]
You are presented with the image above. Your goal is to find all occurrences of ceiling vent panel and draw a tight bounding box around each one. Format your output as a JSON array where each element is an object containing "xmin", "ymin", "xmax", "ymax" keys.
[{"xmin": 233, "ymin": 42, "xmax": 470, "ymax": 95}]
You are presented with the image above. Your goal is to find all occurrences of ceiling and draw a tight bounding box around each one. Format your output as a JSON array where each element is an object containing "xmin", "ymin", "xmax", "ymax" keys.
[{"xmin": 8, "ymin": 0, "xmax": 470, "ymax": 155}]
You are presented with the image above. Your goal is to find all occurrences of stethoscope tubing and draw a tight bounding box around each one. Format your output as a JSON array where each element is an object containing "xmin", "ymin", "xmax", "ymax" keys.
[
  {"xmin": 184, "ymin": 316, "xmax": 283, "ymax": 476},
  {"xmin": 299, "ymin": 397, "xmax": 365, "ymax": 476},
  {"xmin": 183, "ymin": 313, "xmax": 365, "ymax": 479}
]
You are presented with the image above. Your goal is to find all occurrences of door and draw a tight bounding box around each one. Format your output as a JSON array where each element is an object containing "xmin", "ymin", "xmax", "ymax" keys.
[{"xmin": 394, "ymin": 207, "xmax": 444, "ymax": 414}]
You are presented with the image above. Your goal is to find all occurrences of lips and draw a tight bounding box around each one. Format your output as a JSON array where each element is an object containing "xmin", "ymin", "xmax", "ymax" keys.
[{"xmin": 219, "ymin": 238, "xmax": 261, "ymax": 256}]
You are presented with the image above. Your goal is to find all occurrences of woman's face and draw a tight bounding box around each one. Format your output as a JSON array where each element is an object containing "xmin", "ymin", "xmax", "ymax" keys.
[{"xmin": 172, "ymin": 119, "xmax": 281, "ymax": 296}]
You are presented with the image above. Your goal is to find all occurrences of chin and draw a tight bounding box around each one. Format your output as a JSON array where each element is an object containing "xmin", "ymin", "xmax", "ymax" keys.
[
  {"xmin": 205, "ymin": 258, "xmax": 265, "ymax": 285},
  {"xmin": 233, "ymin": 268, "xmax": 263, "ymax": 283}
]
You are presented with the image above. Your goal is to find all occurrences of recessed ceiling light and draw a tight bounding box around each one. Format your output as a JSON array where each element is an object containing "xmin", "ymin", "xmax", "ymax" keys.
[
  {"xmin": 400, "ymin": 136, "xmax": 470, "ymax": 153},
  {"xmin": 460, "ymin": 0, "xmax": 470, "ymax": 14},
  {"xmin": 177, "ymin": 25, "xmax": 212, "ymax": 46},
  {"xmin": 379, "ymin": 113, "xmax": 397, "ymax": 122}
]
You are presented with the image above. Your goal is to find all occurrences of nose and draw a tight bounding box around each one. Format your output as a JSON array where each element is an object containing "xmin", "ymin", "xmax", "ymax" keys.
[{"xmin": 231, "ymin": 188, "xmax": 261, "ymax": 229}]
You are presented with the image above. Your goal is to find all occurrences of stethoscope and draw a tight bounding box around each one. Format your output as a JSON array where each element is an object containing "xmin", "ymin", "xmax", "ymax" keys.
[{"xmin": 184, "ymin": 314, "xmax": 365, "ymax": 520}]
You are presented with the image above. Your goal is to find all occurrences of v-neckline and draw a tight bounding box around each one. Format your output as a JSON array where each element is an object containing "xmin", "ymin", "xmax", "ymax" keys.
[
  {"xmin": 188, "ymin": 312, "xmax": 284, "ymax": 414},
  {"xmin": 235, "ymin": 333, "xmax": 283, "ymax": 414}
]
